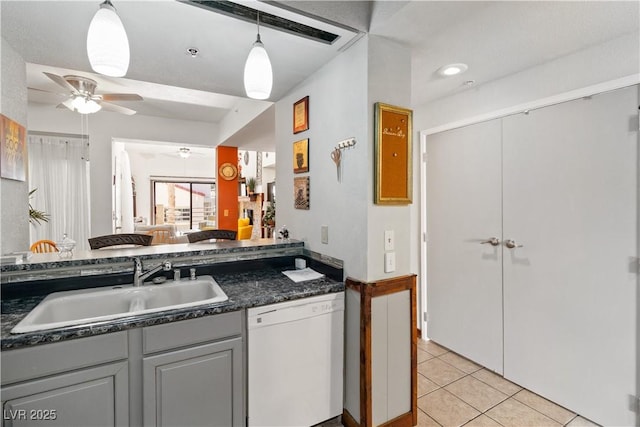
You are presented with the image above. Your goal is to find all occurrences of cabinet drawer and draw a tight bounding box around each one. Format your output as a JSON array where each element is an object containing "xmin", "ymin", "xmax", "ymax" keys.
[
  {"xmin": 142, "ymin": 311, "xmax": 242, "ymax": 354},
  {"xmin": 1, "ymin": 332, "xmax": 128, "ymax": 386}
]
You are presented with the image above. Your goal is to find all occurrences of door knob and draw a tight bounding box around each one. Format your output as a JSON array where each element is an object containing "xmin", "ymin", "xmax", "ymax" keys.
[
  {"xmin": 481, "ymin": 237, "xmax": 500, "ymax": 246},
  {"xmin": 505, "ymin": 239, "xmax": 523, "ymax": 249}
]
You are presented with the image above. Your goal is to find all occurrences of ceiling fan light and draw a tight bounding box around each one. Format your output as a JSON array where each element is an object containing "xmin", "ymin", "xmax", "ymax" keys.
[
  {"xmin": 87, "ymin": 0, "xmax": 130, "ymax": 77},
  {"xmin": 72, "ymin": 96, "xmax": 102, "ymax": 114},
  {"xmin": 244, "ymin": 37, "xmax": 272, "ymax": 100}
]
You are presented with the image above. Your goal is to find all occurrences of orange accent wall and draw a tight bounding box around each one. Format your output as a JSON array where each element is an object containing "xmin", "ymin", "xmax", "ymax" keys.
[{"xmin": 216, "ymin": 146, "xmax": 239, "ymax": 231}]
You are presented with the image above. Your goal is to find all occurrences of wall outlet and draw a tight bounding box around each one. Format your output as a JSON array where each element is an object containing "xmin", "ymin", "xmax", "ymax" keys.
[
  {"xmin": 384, "ymin": 230, "xmax": 394, "ymax": 251},
  {"xmin": 321, "ymin": 225, "xmax": 328, "ymax": 244},
  {"xmin": 384, "ymin": 252, "xmax": 396, "ymax": 273},
  {"xmin": 224, "ymin": 209, "xmax": 229, "ymax": 217}
]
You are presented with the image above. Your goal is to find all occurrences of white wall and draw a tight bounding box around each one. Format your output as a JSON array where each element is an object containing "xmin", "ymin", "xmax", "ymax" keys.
[
  {"xmin": 275, "ymin": 35, "xmax": 413, "ymax": 282},
  {"xmin": 27, "ymin": 103, "xmax": 219, "ymax": 237},
  {"xmin": 0, "ymin": 37, "xmax": 29, "ymax": 253},
  {"xmin": 366, "ymin": 35, "xmax": 412, "ymax": 280},
  {"xmin": 276, "ymin": 36, "xmax": 369, "ymax": 280}
]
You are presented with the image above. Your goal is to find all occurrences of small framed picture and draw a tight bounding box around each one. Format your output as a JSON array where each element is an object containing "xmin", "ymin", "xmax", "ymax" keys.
[
  {"xmin": 293, "ymin": 96, "xmax": 309, "ymax": 134},
  {"xmin": 293, "ymin": 139, "xmax": 309, "ymax": 174},
  {"xmin": 0, "ymin": 114, "xmax": 27, "ymax": 182},
  {"xmin": 294, "ymin": 176, "xmax": 310, "ymax": 210}
]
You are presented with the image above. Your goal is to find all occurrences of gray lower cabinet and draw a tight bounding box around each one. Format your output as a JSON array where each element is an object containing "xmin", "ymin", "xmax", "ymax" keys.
[
  {"xmin": 139, "ymin": 312, "xmax": 244, "ymax": 427},
  {"xmin": 142, "ymin": 337, "xmax": 243, "ymax": 427},
  {"xmin": 1, "ymin": 332, "xmax": 129, "ymax": 427},
  {"xmin": 2, "ymin": 362, "xmax": 129, "ymax": 427},
  {"xmin": 2, "ymin": 311, "xmax": 245, "ymax": 427}
]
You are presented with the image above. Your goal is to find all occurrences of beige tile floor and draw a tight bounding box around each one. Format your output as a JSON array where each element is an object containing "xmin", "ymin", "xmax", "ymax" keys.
[{"xmin": 417, "ymin": 339, "xmax": 601, "ymax": 427}]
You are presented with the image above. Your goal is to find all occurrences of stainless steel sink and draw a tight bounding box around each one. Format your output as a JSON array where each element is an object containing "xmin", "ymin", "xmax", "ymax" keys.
[{"xmin": 11, "ymin": 275, "xmax": 228, "ymax": 334}]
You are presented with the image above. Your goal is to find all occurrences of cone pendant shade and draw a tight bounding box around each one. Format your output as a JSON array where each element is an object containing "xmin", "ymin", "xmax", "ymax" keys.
[
  {"xmin": 244, "ymin": 34, "xmax": 272, "ymax": 100},
  {"xmin": 87, "ymin": 0, "xmax": 130, "ymax": 77}
]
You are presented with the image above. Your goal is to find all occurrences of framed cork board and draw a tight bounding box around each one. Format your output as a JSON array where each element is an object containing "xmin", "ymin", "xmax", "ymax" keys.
[{"xmin": 374, "ymin": 103, "xmax": 412, "ymax": 204}]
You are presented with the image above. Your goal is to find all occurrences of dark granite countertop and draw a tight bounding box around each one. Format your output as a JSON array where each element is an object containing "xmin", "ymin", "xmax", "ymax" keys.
[
  {"xmin": 1, "ymin": 257, "xmax": 344, "ymax": 350},
  {"xmin": 1, "ymin": 239, "xmax": 304, "ymax": 284}
]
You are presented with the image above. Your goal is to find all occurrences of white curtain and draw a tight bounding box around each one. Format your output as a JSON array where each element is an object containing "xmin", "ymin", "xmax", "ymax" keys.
[
  {"xmin": 28, "ymin": 134, "xmax": 91, "ymax": 250},
  {"xmin": 114, "ymin": 149, "xmax": 134, "ymax": 233}
]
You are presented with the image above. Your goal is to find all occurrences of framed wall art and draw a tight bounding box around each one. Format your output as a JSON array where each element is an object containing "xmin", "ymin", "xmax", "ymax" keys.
[
  {"xmin": 293, "ymin": 96, "xmax": 309, "ymax": 134},
  {"xmin": 374, "ymin": 102, "xmax": 413, "ymax": 204},
  {"xmin": 293, "ymin": 139, "xmax": 309, "ymax": 174},
  {"xmin": 0, "ymin": 114, "xmax": 27, "ymax": 182},
  {"xmin": 294, "ymin": 176, "xmax": 310, "ymax": 210},
  {"xmin": 219, "ymin": 162, "xmax": 238, "ymax": 181}
]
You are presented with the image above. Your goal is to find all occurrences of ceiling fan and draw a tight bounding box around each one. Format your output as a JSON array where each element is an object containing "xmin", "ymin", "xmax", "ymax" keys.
[
  {"xmin": 171, "ymin": 147, "xmax": 208, "ymax": 159},
  {"xmin": 30, "ymin": 72, "xmax": 143, "ymax": 115}
]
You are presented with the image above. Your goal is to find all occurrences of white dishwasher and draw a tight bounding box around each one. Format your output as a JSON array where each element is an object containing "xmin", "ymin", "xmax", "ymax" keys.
[{"xmin": 247, "ymin": 292, "xmax": 344, "ymax": 427}]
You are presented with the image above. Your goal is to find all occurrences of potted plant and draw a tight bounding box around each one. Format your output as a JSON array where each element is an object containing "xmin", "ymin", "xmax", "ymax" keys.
[
  {"xmin": 263, "ymin": 201, "xmax": 275, "ymax": 227},
  {"xmin": 246, "ymin": 177, "xmax": 256, "ymax": 194},
  {"xmin": 29, "ymin": 189, "xmax": 49, "ymax": 225}
]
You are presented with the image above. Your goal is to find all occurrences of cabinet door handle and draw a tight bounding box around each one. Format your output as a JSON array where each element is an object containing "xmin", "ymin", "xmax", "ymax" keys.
[
  {"xmin": 505, "ymin": 239, "xmax": 523, "ymax": 249},
  {"xmin": 481, "ymin": 237, "xmax": 500, "ymax": 246}
]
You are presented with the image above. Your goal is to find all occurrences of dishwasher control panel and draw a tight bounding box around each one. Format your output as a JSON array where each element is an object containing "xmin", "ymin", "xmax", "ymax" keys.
[{"xmin": 247, "ymin": 292, "xmax": 344, "ymax": 329}]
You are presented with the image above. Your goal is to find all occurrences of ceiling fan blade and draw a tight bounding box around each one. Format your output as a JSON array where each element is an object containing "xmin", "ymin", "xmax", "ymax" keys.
[
  {"xmin": 56, "ymin": 99, "xmax": 75, "ymax": 111},
  {"xmin": 43, "ymin": 72, "xmax": 77, "ymax": 93},
  {"xmin": 101, "ymin": 101, "xmax": 137, "ymax": 115},
  {"xmin": 28, "ymin": 87, "xmax": 67, "ymax": 103},
  {"xmin": 101, "ymin": 93, "xmax": 143, "ymax": 102}
]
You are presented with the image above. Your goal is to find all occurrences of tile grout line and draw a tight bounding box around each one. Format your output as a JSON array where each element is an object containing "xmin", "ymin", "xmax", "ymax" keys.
[
  {"xmin": 419, "ymin": 341, "xmax": 592, "ymax": 427},
  {"xmin": 510, "ymin": 392, "xmax": 576, "ymax": 426}
]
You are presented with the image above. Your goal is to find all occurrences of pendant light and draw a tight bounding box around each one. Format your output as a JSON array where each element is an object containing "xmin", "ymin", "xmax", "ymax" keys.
[
  {"xmin": 244, "ymin": 12, "xmax": 273, "ymax": 100},
  {"xmin": 87, "ymin": 0, "xmax": 130, "ymax": 77}
]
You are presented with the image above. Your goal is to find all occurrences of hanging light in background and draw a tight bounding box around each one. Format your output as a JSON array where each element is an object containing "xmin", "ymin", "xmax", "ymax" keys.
[
  {"xmin": 244, "ymin": 12, "xmax": 273, "ymax": 100},
  {"xmin": 87, "ymin": 0, "xmax": 130, "ymax": 77},
  {"xmin": 178, "ymin": 147, "xmax": 191, "ymax": 159}
]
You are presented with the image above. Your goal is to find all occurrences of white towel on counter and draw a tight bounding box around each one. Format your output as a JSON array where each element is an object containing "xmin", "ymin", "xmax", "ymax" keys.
[{"xmin": 282, "ymin": 268, "xmax": 324, "ymax": 283}]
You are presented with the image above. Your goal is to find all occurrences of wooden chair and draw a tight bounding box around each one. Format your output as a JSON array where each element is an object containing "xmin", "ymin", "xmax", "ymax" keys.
[
  {"xmin": 187, "ymin": 229, "xmax": 237, "ymax": 243},
  {"xmin": 147, "ymin": 229, "xmax": 173, "ymax": 245},
  {"xmin": 88, "ymin": 233, "xmax": 153, "ymax": 250},
  {"xmin": 30, "ymin": 239, "xmax": 58, "ymax": 253}
]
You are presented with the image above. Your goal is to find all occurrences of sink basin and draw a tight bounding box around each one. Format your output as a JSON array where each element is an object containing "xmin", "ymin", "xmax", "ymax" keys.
[{"xmin": 11, "ymin": 275, "xmax": 228, "ymax": 334}]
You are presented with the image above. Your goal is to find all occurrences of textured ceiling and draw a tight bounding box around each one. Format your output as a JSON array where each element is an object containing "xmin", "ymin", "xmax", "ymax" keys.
[{"xmin": 2, "ymin": 1, "xmax": 638, "ymax": 153}]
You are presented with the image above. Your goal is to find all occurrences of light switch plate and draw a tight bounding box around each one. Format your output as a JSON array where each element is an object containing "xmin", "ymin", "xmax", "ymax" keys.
[
  {"xmin": 384, "ymin": 230, "xmax": 394, "ymax": 251},
  {"xmin": 384, "ymin": 252, "xmax": 396, "ymax": 273},
  {"xmin": 321, "ymin": 225, "xmax": 328, "ymax": 244}
]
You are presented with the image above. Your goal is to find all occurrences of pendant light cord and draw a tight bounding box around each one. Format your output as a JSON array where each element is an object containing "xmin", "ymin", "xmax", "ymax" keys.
[{"xmin": 256, "ymin": 11, "xmax": 261, "ymax": 42}]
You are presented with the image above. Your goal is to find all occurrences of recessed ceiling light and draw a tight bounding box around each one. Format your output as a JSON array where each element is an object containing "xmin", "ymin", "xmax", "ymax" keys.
[{"xmin": 438, "ymin": 63, "xmax": 468, "ymax": 77}]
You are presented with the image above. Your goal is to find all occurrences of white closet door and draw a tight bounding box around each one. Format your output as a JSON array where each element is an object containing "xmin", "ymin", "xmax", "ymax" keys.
[
  {"xmin": 426, "ymin": 120, "xmax": 504, "ymax": 373},
  {"xmin": 503, "ymin": 86, "xmax": 638, "ymax": 426}
]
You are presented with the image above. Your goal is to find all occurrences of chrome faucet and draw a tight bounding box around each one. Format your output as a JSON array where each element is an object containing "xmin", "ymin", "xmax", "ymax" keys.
[{"xmin": 133, "ymin": 258, "xmax": 171, "ymax": 287}]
